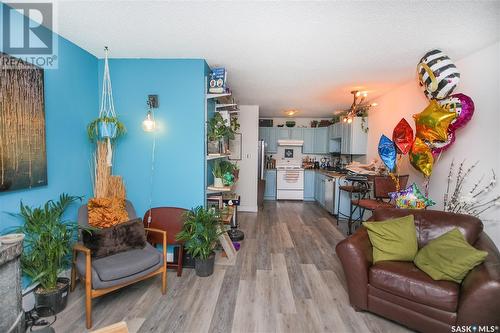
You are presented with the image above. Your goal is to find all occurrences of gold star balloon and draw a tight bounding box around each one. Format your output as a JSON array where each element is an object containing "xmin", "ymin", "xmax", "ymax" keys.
[
  {"xmin": 413, "ymin": 100, "xmax": 456, "ymax": 143},
  {"xmin": 409, "ymin": 138, "xmax": 434, "ymax": 178}
]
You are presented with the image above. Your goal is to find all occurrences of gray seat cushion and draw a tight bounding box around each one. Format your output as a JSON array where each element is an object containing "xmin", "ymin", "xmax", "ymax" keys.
[{"xmin": 76, "ymin": 243, "xmax": 163, "ymax": 289}]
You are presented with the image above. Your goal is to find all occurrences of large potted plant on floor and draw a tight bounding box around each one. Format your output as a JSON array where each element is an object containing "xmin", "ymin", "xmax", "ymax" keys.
[
  {"xmin": 13, "ymin": 194, "xmax": 81, "ymax": 316},
  {"xmin": 175, "ymin": 206, "xmax": 223, "ymax": 277}
]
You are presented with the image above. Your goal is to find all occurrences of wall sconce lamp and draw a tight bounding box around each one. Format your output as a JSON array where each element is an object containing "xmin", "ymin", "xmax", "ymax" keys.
[{"xmin": 143, "ymin": 95, "xmax": 159, "ymax": 132}]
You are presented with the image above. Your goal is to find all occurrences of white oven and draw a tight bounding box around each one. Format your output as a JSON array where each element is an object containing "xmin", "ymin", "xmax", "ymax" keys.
[{"xmin": 276, "ymin": 165, "xmax": 304, "ymax": 200}]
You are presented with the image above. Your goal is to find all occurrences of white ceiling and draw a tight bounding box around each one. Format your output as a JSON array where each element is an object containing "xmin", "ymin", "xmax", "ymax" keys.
[{"xmin": 53, "ymin": 1, "xmax": 500, "ymax": 117}]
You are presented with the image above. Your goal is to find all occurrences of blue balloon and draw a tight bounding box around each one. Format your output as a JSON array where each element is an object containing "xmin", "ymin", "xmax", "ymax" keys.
[{"xmin": 378, "ymin": 135, "xmax": 397, "ymax": 172}]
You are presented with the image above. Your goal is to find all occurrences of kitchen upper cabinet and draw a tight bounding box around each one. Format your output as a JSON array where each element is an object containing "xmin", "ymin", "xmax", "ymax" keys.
[
  {"xmin": 268, "ymin": 128, "xmax": 278, "ymax": 153},
  {"xmin": 264, "ymin": 169, "xmax": 276, "ymax": 200},
  {"xmin": 329, "ymin": 123, "xmax": 342, "ymax": 139},
  {"xmin": 341, "ymin": 122, "xmax": 351, "ymax": 155},
  {"xmin": 259, "ymin": 127, "xmax": 332, "ymax": 155},
  {"xmin": 259, "ymin": 127, "xmax": 278, "ymax": 153},
  {"xmin": 313, "ymin": 127, "xmax": 329, "ymax": 154},
  {"xmin": 277, "ymin": 128, "xmax": 290, "ymax": 140},
  {"xmin": 304, "ymin": 170, "xmax": 315, "ymax": 201},
  {"xmin": 341, "ymin": 117, "xmax": 368, "ymax": 155},
  {"xmin": 302, "ymin": 128, "xmax": 315, "ymax": 154},
  {"xmin": 290, "ymin": 128, "xmax": 303, "ymax": 140}
]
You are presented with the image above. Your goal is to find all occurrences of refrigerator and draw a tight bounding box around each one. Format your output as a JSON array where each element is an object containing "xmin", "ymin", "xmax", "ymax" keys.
[{"xmin": 257, "ymin": 140, "xmax": 266, "ymax": 207}]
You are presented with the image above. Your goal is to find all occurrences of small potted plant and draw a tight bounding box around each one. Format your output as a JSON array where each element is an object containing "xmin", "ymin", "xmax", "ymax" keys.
[
  {"xmin": 207, "ymin": 113, "xmax": 240, "ymax": 154},
  {"xmin": 207, "ymin": 113, "xmax": 227, "ymax": 154},
  {"xmin": 218, "ymin": 160, "xmax": 237, "ymax": 186},
  {"xmin": 232, "ymin": 163, "xmax": 240, "ymax": 180},
  {"xmin": 87, "ymin": 116, "xmax": 126, "ymax": 142},
  {"xmin": 212, "ymin": 160, "xmax": 225, "ymax": 187},
  {"xmin": 176, "ymin": 206, "xmax": 223, "ymax": 277},
  {"xmin": 12, "ymin": 194, "xmax": 81, "ymax": 316}
]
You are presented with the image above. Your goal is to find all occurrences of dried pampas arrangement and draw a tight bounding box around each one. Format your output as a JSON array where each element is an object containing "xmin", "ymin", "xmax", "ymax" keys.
[
  {"xmin": 92, "ymin": 141, "xmax": 126, "ymax": 199},
  {"xmin": 443, "ymin": 160, "xmax": 500, "ymax": 217}
]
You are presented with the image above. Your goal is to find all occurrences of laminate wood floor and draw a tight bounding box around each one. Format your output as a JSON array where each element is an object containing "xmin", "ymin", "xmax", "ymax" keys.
[{"xmin": 53, "ymin": 201, "xmax": 411, "ymax": 333}]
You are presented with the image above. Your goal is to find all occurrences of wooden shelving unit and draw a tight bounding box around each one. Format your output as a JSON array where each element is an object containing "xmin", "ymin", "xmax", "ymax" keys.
[
  {"xmin": 206, "ymin": 153, "xmax": 231, "ymax": 161},
  {"xmin": 206, "ymin": 92, "xmax": 231, "ymax": 102},
  {"xmin": 206, "ymin": 185, "xmax": 233, "ymax": 194},
  {"xmin": 215, "ymin": 103, "xmax": 239, "ymax": 114},
  {"xmin": 204, "ymin": 74, "xmax": 239, "ymax": 203}
]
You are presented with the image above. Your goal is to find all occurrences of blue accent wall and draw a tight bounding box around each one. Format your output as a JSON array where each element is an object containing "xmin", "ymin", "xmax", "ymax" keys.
[
  {"xmin": 98, "ymin": 59, "xmax": 207, "ymax": 217},
  {"xmin": 0, "ymin": 4, "xmax": 98, "ymax": 231}
]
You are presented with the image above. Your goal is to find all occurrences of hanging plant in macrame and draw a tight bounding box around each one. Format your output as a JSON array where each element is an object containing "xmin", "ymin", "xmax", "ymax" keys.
[
  {"xmin": 87, "ymin": 47, "xmax": 126, "ymax": 166},
  {"xmin": 87, "ymin": 47, "xmax": 126, "ymax": 200}
]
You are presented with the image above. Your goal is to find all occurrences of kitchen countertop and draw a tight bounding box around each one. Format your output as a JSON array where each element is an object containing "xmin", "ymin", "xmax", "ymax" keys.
[
  {"xmin": 304, "ymin": 169, "xmax": 346, "ymax": 178},
  {"xmin": 267, "ymin": 168, "xmax": 370, "ymax": 179}
]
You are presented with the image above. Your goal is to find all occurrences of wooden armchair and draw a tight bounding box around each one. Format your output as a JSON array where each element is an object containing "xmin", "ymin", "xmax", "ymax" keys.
[
  {"xmin": 70, "ymin": 201, "xmax": 167, "ymax": 329},
  {"xmin": 143, "ymin": 207, "xmax": 187, "ymax": 277}
]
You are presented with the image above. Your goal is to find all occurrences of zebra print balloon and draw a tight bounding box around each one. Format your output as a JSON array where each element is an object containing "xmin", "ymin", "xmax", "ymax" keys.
[{"xmin": 417, "ymin": 49, "xmax": 460, "ymax": 100}]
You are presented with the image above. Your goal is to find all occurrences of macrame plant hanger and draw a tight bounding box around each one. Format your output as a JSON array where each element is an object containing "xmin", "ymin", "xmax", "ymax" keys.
[{"xmin": 100, "ymin": 46, "xmax": 116, "ymax": 166}]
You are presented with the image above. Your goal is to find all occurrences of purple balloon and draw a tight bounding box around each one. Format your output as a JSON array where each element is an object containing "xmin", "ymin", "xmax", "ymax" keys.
[{"xmin": 439, "ymin": 93, "xmax": 475, "ymax": 131}]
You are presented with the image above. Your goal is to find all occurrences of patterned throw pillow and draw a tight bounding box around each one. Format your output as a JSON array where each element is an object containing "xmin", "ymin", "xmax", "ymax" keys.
[{"xmin": 88, "ymin": 197, "xmax": 129, "ymax": 228}]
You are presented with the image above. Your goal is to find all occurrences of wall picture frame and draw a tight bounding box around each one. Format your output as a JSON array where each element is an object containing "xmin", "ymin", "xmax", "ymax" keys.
[{"xmin": 1, "ymin": 53, "xmax": 47, "ymax": 192}]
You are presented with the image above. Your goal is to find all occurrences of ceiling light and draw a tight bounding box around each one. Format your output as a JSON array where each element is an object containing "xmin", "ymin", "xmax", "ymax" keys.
[
  {"xmin": 284, "ymin": 110, "xmax": 298, "ymax": 117},
  {"xmin": 341, "ymin": 90, "xmax": 377, "ymax": 121}
]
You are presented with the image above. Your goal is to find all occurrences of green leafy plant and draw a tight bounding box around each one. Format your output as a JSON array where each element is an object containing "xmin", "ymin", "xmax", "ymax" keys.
[
  {"xmin": 212, "ymin": 160, "xmax": 224, "ymax": 178},
  {"xmin": 12, "ymin": 194, "xmax": 82, "ymax": 291},
  {"xmin": 87, "ymin": 116, "xmax": 126, "ymax": 142},
  {"xmin": 175, "ymin": 206, "xmax": 224, "ymax": 260},
  {"xmin": 207, "ymin": 113, "xmax": 240, "ymax": 141},
  {"xmin": 330, "ymin": 115, "xmax": 340, "ymax": 124}
]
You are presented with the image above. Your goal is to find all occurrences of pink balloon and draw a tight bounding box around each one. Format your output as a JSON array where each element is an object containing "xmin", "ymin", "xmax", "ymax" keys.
[{"xmin": 439, "ymin": 93, "xmax": 475, "ymax": 131}]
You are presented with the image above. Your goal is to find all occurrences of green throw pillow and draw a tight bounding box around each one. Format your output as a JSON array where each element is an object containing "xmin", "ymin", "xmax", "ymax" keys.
[
  {"xmin": 362, "ymin": 215, "xmax": 418, "ymax": 263},
  {"xmin": 414, "ymin": 228, "xmax": 488, "ymax": 283}
]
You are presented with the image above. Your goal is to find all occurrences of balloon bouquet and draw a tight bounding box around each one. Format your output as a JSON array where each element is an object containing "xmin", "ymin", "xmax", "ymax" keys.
[{"xmin": 378, "ymin": 49, "xmax": 475, "ymax": 209}]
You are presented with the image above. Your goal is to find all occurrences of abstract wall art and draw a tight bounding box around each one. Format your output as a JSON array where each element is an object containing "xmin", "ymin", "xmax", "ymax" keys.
[{"xmin": 0, "ymin": 53, "xmax": 47, "ymax": 192}]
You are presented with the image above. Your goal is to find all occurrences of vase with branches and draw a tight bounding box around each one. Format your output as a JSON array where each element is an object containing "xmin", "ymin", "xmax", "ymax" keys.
[{"xmin": 443, "ymin": 160, "xmax": 500, "ymax": 217}]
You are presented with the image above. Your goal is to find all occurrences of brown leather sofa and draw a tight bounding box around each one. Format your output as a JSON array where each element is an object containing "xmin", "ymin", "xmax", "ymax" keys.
[{"xmin": 335, "ymin": 209, "xmax": 500, "ymax": 333}]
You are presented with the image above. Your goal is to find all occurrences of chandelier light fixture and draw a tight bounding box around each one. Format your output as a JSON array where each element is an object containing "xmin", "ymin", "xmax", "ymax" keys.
[{"xmin": 341, "ymin": 90, "xmax": 377, "ymax": 123}]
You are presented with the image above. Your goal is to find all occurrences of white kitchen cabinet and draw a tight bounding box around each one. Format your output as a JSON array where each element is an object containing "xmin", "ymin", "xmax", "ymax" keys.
[
  {"xmin": 329, "ymin": 123, "xmax": 342, "ymax": 139},
  {"xmin": 341, "ymin": 117, "xmax": 368, "ymax": 155}
]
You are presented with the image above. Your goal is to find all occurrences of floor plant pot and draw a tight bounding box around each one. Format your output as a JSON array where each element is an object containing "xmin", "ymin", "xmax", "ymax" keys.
[
  {"xmin": 98, "ymin": 121, "xmax": 117, "ymax": 139},
  {"xmin": 214, "ymin": 177, "xmax": 224, "ymax": 188},
  {"xmin": 194, "ymin": 253, "xmax": 215, "ymax": 277},
  {"xmin": 34, "ymin": 277, "xmax": 70, "ymax": 317}
]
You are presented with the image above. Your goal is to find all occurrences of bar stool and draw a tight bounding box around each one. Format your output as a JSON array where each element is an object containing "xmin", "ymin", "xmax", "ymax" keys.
[
  {"xmin": 337, "ymin": 175, "xmax": 370, "ymax": 230},
  {"xmin": 348, "ymin": 175, "xmax": 409, "ymax": 234}
]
